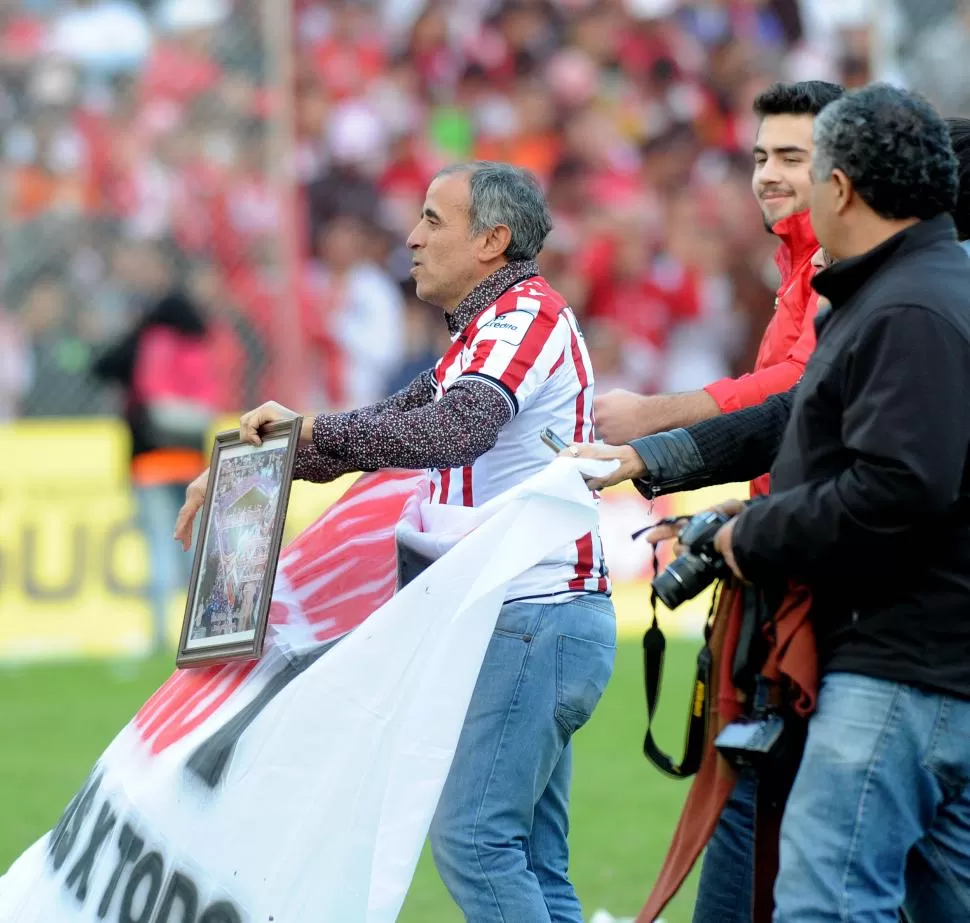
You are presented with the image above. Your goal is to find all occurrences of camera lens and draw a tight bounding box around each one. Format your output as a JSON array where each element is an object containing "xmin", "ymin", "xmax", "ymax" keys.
[{"xmin": 652, "ymin": 552, "xmax": 719, "ymax": 610}]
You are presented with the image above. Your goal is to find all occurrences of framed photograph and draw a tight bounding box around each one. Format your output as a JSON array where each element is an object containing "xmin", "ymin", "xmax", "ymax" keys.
[{"xmin": 176, "ymin": 418, "xmax": 302, "ymax": 668}]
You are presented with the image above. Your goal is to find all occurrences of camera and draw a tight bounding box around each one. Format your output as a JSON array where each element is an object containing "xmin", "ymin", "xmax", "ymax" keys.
[
  {"xmin": 714, "ymin": 677, "xmax": 792, "ymax": 775},
  {"xmin": 651, "ymin": 509, "xmax": 732, "ymax": 610},
  {"xmin": 713, "ymin": 713, "xmax": 787, "ymax": 773}
]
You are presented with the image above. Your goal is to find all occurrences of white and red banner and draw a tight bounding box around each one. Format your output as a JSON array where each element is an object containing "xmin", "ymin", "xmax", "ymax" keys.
[{"xmin": 0, "ymin": 457, "xmax": 610, "ymax": 923}]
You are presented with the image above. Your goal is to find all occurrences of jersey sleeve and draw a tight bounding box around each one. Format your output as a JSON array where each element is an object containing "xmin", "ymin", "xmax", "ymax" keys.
[{"xmin": 455, "ymin": 302, "xmax": 571, "ymax": 416}]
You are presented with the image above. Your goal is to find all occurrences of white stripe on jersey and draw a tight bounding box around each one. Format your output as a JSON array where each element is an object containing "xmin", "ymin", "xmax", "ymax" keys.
[
  {"xmin": 430, "ymin": 276, "xmax": 610, "ymax": 602},
  {"xmin": 563, "ymin": 308, "xmax": 609, "ymax": 595}
]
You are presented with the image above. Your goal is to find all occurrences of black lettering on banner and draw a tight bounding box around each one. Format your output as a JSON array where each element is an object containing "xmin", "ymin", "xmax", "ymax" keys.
[
  {"xmin": 186, "ymin": 642, "xmax": 338, "ymax": 788},
  {"xmin": 47, "ymin": 793, "xmax": 248, "ymax": 923},
  {"xmin": 49, "ymin": 771, "xmax": 103, "ymax": 872},
  {"xmin": 48, "ymin": 787, "xmax": 83, "ymax": 864},
  {"xmin": 66, "ymin": 799, "xmax": 117, "ymax": 902},
  {"xmin": 120, "ymin": 851, "xmax": 164, "ymax": 923},
  {"xmin": 199, "ymin": 900, "xmax": 243, "ymax": 923},
  {"xmin": 23, "ymin": 522, "xmax": 85, "ymax": 599},
  {"xmin": 152, "ymin": 871, "xmax": 199, "ymax": 923},
  {"xmin": 98, "ymin": 822, "xmax": 144, "ymax": 920},
  {"xmin": 104, "ymin": 520, "xmax": 149, "ymax": 598}
]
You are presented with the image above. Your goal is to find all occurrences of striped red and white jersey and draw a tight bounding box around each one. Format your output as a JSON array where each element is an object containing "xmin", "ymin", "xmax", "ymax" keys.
[{"xmin": 431, "ymin": 274, "xmax": 609, "ymax": 603}]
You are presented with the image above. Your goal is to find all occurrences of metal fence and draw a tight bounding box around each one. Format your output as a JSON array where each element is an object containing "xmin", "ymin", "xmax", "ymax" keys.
[{"xmin": 0, "ymin": 0, "xmax": 301, "ymax": 420}]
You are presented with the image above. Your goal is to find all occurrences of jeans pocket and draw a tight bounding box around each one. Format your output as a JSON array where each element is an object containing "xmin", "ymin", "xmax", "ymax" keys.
[
  {"xmin": 493, "ymin": 601, "xmax": 544, "ymax": 640},
  {"xmin": 555, "ymin": 634, "xmax": 616, "ymax": 736}
]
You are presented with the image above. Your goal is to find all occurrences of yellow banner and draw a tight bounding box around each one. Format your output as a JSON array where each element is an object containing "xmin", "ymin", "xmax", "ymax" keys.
[{"xmin": 0, "ymin": 420, "xmax": 748, "ymax": 661}]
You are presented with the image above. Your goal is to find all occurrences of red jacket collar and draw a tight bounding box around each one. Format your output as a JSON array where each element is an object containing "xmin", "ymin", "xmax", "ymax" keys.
[{"xmin": 772, "ymin": 209, "xmax": 820, "ymax": 283}]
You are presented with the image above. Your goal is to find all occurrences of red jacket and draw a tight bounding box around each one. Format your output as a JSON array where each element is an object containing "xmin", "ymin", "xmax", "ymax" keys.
[
  {"xmin": 637, "ymin": 580, "xmax": 818, "ymax": 923},
  {"xmin": 704, "ymin": 210, "xmax": 822, "ymax": 496}
]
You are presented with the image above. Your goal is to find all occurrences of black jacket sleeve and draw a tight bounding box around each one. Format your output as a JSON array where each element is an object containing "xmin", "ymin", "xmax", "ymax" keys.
[
  {"xmin": 630, "ymin": 387, "xmax": 796, "ymax": 498},
  {"xmin": 733, "ymin": 306, "xmax": 970, "ymax": 583}
]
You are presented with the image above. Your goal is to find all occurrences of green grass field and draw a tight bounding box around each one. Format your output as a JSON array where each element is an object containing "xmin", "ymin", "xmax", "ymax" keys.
[{"xmin": 0, "ymin": 638, "xmax": 702, "ymax": 922}]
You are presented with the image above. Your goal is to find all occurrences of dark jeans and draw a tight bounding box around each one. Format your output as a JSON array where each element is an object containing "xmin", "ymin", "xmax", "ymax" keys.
[{"xmin": 692, "ymin": 771, "xmax": 757, "ymax": 923}]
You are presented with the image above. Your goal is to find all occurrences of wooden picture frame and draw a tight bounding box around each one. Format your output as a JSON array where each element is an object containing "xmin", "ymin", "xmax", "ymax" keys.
[{"xmin": 176, "ymin": 418, "xmax": 302, "ymax": 668}]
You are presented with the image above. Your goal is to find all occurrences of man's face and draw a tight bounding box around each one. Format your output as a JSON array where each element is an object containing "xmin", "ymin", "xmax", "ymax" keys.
[
  {"xmin": 406, "ymin": 173, "xmax": 481, "ymax": 311},
  {"xmin": 752, "ymin": 113, "xmax": 815, "ymax": 229},
  {"xmin": 808, "ymin": 156, "xmax": 844, "ymax": 259}
]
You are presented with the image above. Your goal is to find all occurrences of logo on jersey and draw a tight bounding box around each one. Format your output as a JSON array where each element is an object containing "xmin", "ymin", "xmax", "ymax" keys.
[{"xmin": 477, "ymin": 309, "xmax": 536, "ymax": 346}]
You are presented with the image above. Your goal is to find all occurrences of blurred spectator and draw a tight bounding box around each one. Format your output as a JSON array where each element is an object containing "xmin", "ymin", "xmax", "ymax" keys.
[
  {"xmin": 19, "ymin": 269, "xmax": 109, "ymax": 415},
  {"xmin": 0, "ymin": 0, "xmax": 875, "ymax": 663},
  {"xmin": 0, "ymin": 303, "xmax": 31, "ymax": 419},
  {"xmin": 385, "ymin": 276, "xmax": 451, "ymax": 394},
  {"xmin": 92, "ymin": 287, "xmax": 219, "ymax": 653},
  {"xmin": 0, "ymin": 1, "xmax": 47, "ymax": 88},
  {"xmin": 304, "ymin": 214, "xmax": 405, "ymax": 409},
  {"xmin": 46, "ymin": 0, "xmax": 152, "ymax": 78},
  {"xmin": 891, "ymin": 0, "xmax": 970, "ymax": 115},
  {"xmin": 188, "ymin": 258, "xmax": 266, "ymax": 411},
  {"xmin": 577, "ymin": 208, "xmax": 702, "ymax": 392},
  {"xmin": 304, "ymin": 99, "xmax": 386, "ymax": 246},
  {"xmin": 145, "ymin": 0, "xmax": 228, "ymax": 108},
  {"xmin": 583, "ymin": 319, "xmax": 629, "ymax": 395},
  {"xmin": 2, "ymin": 0, "xmax": 864, "ymax": 420},
  {"xmin": 4, "ymin": 59, "xmax": 97, "ymax": 221}
]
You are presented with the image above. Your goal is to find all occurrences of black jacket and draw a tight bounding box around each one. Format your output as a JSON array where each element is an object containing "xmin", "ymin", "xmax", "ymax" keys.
[
  {"xmin": 719, "ymin": 215, "xmax": 970, "ymax": 700},
  {"xmin": 630, "ymin": 388, "xmax": 795, "ymax": 502},
  {"xmin": 631, "ymin": 219, "xmax": 970, "ymax": 699}
]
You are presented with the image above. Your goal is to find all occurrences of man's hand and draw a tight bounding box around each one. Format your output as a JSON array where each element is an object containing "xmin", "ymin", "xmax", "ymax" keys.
[
  {"xmin": 593, "ymin": 390, "xmax": 651, "ymax": 444},
  {"xmin": 645, "ymin": 499, "xmax": 746, "ymax": 560},
  {"xmin": 714, "ymin": 516, "xmax": 745, "ymax": 581},
  {"xmin": 174, "ymin": 468, "xmax": 209, "ymax": 551},
  {"xmin": 644, "ymin": 517, "xmax": 689, "ymax": 548},
  {"xmin": 594, "ymin": 388, "xmax": 720, "ymax": 444},
  {"xmin": 239, "ymin": 401, "xmax": 311, "ymax": 446},
  {"xmin": 559, "ymin": 443, "xmax": 646, "ymax": 490}
]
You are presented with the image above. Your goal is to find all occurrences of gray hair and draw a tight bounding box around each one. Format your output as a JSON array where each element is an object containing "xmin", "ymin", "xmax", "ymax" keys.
[
  {"xmin": 436, "ymin": 161, "xmax": 553, "ymax": 261},
  {"xmin": 811, "ymin": 83, "xmax": 957, "ymax": 221}
]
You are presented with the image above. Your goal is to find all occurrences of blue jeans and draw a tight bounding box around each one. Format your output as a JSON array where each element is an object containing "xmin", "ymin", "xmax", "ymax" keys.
[
  {"xmin": 692, "ymin": 771, "xmax": 757, "ymax": 923},
  {"xmin": 429, "ymin": 594, "xmax": 616, "ymax": 922},
  {"xmin": 775, "ymin": 672, "xmax": 970, "ymax": 922},
  {"xmin": 135, "ymin": 483, "xmax": 194, "ymax": 651}
]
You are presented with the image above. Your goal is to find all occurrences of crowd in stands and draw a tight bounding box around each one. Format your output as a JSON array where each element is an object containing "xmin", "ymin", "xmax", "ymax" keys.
[{"xmin": 0, "ymin": 0, "xmax": 883, "ymax": 421}]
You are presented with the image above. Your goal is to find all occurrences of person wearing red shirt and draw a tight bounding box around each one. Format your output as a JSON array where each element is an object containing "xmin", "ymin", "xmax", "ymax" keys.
[
  {"xmin": 594, "ymin": 80, "xmax": 843, "ymax": 500},
  {"xmin": 574, "ymin": 80, "xmax": 845, "ymax": 923}
]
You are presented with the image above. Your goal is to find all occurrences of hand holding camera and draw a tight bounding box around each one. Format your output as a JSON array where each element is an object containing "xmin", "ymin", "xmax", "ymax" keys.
[
  {"xmin": 649, "ymin": 500, "xmax": 746, "ymax": 609},
  {"xmin": 646, "ymin": 500, "xmax": 793, "ymax": 777}
]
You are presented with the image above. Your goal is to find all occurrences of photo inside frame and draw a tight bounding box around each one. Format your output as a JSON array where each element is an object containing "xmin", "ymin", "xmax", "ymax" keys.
[{"xmin": 185, "ymin": 435, "xmax": 289, "ymax": 651}]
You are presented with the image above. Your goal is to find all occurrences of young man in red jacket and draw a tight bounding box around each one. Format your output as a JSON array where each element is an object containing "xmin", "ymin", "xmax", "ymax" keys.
[
  {"xmin": 595, "ymin": 81, "xmax": 843, "ymax": 500},
  {"xmin": 588, "ymin": 80, "xmax": 844, "ymax": 923}
]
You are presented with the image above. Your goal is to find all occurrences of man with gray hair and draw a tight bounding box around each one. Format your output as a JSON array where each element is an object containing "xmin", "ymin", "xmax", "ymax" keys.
[
  {"xmin": 569, "ymin": 91, "xmax": 970, "ymax": 920},
  {"xmin": 691, "ymin": 84, "xmax": 970, "ymax": 921},
  {"xmin": 175, "ymin": 162, "xmax": 615, "ymax": 922}
]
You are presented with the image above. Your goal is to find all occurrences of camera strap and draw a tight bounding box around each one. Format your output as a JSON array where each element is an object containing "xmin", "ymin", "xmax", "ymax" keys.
[{"xmin": 641, "ymin": 543, "xmax": 715, "ymax": 779}]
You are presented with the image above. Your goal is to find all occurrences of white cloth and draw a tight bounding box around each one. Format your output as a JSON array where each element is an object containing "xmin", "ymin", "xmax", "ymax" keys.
[{"xmin": 0, "ymin": 457, "xmax": 613, "ymax": 923}]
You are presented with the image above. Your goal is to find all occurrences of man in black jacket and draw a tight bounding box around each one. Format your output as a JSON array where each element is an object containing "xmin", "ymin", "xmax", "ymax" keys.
[
  {"xmin": 723, "ymin": 87, "xmax": 970, "ymax": 922},
  {"xmin": 585, "ymin": 87, "xmax": 970, "ymax": 921}
]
